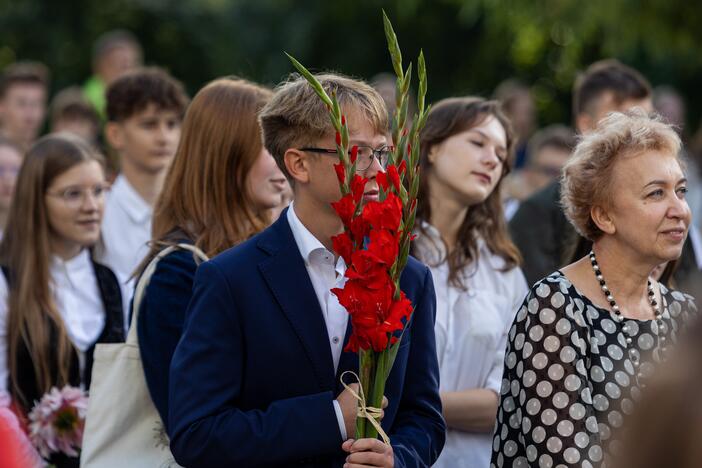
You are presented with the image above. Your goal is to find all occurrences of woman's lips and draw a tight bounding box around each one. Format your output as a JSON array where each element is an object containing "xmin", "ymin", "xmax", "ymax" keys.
[
  {"xmin": 471, "ymin": 172, "xmax": 492, "ymax": 185},
  {"xmin": 661, "ymin": 228, "xmax": 686, "ymax": 242}
]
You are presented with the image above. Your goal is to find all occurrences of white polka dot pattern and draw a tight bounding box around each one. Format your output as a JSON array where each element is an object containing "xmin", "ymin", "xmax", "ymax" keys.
[{"xmin": 490, "ymin": 272, "xmax": 697, "ymax": 467}]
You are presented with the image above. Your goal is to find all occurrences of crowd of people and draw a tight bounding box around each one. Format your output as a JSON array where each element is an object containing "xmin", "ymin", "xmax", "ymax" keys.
[{"xmin": 0, "ymin": 29, "xmax": 700, "ymax": 468}]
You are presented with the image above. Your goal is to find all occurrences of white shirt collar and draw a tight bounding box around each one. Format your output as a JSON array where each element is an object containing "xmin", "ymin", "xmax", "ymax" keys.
[
  {"xmin": 50, "ymin": 248, "xmax": 93, "ymax": 277},
  {"xmin": 110, "ymin": 174, "xmax": 152, "ymax": 225}
]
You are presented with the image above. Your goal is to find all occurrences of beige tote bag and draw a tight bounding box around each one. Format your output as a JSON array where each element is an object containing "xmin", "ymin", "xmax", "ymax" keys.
[{"xmin": 81, "ymin": 244, "xmax": 208, "ymax": 468}]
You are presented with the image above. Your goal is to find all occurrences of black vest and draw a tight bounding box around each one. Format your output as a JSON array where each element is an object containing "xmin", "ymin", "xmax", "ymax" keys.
[{"xmin": 2, "ymin": 258, "xmax": 124, "ymax": 467}]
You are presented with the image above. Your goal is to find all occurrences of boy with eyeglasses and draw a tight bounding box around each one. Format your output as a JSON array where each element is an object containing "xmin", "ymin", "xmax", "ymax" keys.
[{"xmin": 168, "ymin": 73, "xmax": 445, "ymax": 468}]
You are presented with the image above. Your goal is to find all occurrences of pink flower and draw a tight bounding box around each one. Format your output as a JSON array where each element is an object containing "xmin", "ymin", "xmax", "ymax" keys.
[{"xmin": 28, "ymin": 385, "xmax": 88, "ymax": 459}]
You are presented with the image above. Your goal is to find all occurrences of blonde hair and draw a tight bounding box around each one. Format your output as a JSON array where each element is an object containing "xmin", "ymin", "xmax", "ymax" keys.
[
  {"xmin": 259, "ymin": 73, "xmax": 388, "ymax": 180},
  {"xmin": 561, "ymin": 109, "xmax": 681, "ymax": 240}
]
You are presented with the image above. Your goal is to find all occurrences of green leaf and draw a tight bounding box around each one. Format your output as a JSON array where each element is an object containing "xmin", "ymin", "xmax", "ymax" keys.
[{"xmin": 284, "ymin": 52, "xmax": 334, "ymax": 109}]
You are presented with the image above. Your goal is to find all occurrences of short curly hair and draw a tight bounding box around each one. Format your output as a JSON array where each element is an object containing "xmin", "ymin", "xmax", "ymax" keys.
[
  {"xmin": 561, "ymin": 109, "xmax": 681, "ymax": 240},
  {"xmin": 106, "ymin": 67, "xmax": 188, "ymax": 122}
]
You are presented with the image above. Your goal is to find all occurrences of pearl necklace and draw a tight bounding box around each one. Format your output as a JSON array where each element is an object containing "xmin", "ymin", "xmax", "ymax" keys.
[{"xmin": 589, "ymin": 250, "xmax": 666, "ymax": 388}]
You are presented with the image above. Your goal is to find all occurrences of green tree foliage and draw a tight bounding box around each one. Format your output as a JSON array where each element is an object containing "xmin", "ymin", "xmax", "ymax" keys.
[{"xmin": 1, "ymin": 0, "xmax": 701, "ymax": 127}]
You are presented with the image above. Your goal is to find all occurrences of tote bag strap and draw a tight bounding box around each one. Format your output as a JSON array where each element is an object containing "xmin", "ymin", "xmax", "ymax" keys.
[{"xmin": 126, "ymin": 243, "xmax": 209, "ymax": 345}]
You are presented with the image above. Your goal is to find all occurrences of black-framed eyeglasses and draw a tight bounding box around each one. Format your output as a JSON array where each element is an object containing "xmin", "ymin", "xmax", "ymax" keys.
[{"xmin": 299, "ymin": 145, "xmax": 394, "ymax": 171}]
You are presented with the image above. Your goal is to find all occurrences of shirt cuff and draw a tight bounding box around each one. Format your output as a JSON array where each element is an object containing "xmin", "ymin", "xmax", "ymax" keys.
[{"xmin": 333, "ymin": 400, "xmax": 347, "ymax": 441}]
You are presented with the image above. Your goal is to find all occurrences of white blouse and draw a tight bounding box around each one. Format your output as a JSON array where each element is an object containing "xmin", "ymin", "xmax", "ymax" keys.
[
  {"xmin": 0, "ymin": 249, "xmax": 105, "ymax": 393},
  {"xmin": 414, "ymin": 223, "xmax": 528, "ymax": 468}
]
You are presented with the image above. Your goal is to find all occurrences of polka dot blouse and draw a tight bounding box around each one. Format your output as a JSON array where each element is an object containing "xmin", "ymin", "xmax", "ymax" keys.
[{"xmin": 491, "ymin": 271, "xmax": 697, "ymax": 468}]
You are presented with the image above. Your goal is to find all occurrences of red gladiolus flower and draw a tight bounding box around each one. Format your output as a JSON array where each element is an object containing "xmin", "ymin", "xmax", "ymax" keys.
[
  {"xmin": 386, "ymin": 164, "xmax": 401, "ymax": 192},
  {"xmin": 384, "ymin": 292, "xmax": 413, "ymax": 331},
  {"xmin": 362, "ymin": 193, "xmax": 402, "ymax": 232},
  {"xmin": 331, "ymin": 194, "xmax": 356, "ymax": 226},
  {"xmin": 350, "ymin": 174, "xmax": 367, "ymax": 204},
  {"xmin": 334, "ymin": 163, "xmax": 346, "ymax": 185},
  {"xmin": 332, "ymin": 232, "xmax": 354, "ymax": 264},
  {"xmin": 376, "ymin": 171, "xmax": 390, "ymax": 192},
  {"xmin": 349, "ymin": 216, "xmax": 371, "ymax": 243},
  {"xmin": 367, "ymin": 229, "xmax": 399, "ymax": 266}
]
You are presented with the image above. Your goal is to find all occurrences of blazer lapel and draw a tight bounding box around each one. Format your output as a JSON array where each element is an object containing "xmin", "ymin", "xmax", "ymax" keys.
[{"xmin": 257, "ymin": 211, "xmax": 337, "ymax": 391}]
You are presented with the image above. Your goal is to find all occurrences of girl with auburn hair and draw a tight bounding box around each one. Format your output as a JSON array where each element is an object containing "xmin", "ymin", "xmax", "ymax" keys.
[
  {"xmin": 0, "ymin": 134, "xmax": 124, "ymax": 468},
  {"xmin": 413, "ymin": 96, "xmax": 527, "ymax": 468},
  {"xmin": 136, "ymin": 77, "xmax": 288, "ymax": 428}
]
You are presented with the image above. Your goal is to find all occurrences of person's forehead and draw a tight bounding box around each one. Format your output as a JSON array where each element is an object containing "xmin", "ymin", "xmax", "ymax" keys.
[
  {"xmin": 594, "ymin": 92, "xmax": 652, "ymax": 116},
  {"xmin": 129, "ymin": 103, "xmax": 180, "ymax": 120},
  {"xmin": 4, "ymin": 82, "xmax": 46, "ymax": 99},
  {"xmin": 344, "ymin": 110, "xmax": 386, "ymax": 144},
  {"xmin": 615, "ymin": 150, "xmax": 683, "ymax": 185},
  {"xmin": 468, "ymin": 116, "xmax": 506, "ymax": 146}
]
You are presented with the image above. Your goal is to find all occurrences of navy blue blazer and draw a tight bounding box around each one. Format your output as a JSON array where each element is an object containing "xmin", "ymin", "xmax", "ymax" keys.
[{"xmin": 168, "ymin": 209, "xmax": 445, "ymax": 468}]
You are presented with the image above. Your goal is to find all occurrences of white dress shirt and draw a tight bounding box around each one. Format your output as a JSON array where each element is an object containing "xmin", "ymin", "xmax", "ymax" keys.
[
  {"xmin": 286, "ymin": 204, "xmax": 349, "ymax": 439},
  {"xmin": 99, "ymin": 174, "xmax": 153, "ymax": 322},
  {"xmin": 414, "ymin": 223, "xmax": 528, "ymax": 468},
  {"xmin": 0, "ymin": 249, "xmax": 105, "ymax": 392}
]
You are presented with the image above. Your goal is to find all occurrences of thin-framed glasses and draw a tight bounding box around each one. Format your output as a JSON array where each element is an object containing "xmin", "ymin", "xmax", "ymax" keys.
[
  {"xmin": 46, "ymin": 183, "xmax": 110, "ymax": 209},
  {"xmin": 299, "ymin": 145, "xmax": 394, "ymax": 171}
]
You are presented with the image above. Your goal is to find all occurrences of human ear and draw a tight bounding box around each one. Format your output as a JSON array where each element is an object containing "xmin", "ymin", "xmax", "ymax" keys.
[
  {"xmin": 591, "ymin": 205, "xmax": 616, "ymax": 235},
  {"xmin": 104, "ymin": 122, "xmax": 124, "ymax": 151},
  {"xmin": 427, "ymin": 144, "xmax": 440, "ymax": 164},
  {"xmin": 284, "ymin": 149, "xmax": 311, "ymax": 184}
]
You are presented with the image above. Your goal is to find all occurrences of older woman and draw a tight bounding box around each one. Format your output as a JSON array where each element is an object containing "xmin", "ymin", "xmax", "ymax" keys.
[{"xmin": 491, "ymin": 110, "xmax": 697, "ymax": 468}]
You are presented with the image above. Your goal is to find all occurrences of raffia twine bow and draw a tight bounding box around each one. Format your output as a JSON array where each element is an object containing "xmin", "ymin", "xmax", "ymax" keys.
[{"xmin": 340, "ymin": 371, "xmax": 390, "ymax": 445}]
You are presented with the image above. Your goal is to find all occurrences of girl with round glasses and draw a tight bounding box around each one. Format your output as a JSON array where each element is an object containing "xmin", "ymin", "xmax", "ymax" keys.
[{"xmin": 0, "ymin": 133, "xmax": 124, "ymax": 468}]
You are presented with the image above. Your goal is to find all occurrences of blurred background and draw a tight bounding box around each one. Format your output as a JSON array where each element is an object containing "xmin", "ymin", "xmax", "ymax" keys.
[{"xmin": 1, "ymin": 0, "xmax": 701, "ymax": 130}]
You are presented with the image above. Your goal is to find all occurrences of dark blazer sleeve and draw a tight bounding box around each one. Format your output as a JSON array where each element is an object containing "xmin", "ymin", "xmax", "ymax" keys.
[
  {"xmin": 137, "ymin": 250, "xmax": 197, "ymax": 427},
  {"xmin": 391, "ymin": 266, "xmax": 446, "ymax": 467},
  {"xmin": 509, "ymin": 182, "xmax": 561, "ymax": 286},
  {"xmin": 167, "ymin": 260, "xmax": 343, "ymax": 467}
]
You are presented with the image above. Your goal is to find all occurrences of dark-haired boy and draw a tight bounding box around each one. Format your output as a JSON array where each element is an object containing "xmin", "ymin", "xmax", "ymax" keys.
[{"xmin": 100, "ymin": 67, "xmax": 188, "ymax": 307}]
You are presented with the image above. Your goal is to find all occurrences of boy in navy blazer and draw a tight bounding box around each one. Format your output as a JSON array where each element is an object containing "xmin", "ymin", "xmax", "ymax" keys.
[{"xmin": 168, "ymin": 73, "xmax": 445, "ymax": 467}]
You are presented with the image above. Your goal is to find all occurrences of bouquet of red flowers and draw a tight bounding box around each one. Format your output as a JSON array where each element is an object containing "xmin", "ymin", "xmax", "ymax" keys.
[{"xmin": 288, "ymin": 11, "xmax": 430, "ymax": 442}]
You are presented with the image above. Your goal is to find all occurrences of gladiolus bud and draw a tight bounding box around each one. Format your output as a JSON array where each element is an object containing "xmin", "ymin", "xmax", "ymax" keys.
[
  {"xmin": 407, "ymin": 143, "xmax": 412, "ymax": 155},
  {"xmin": 341, "ymin": 115, "xmax": 346, "ymax": 126},
  {"xmin": 336, "ymin": 131, "xmax": 342, "ymax": 146},
  {"xmin": 350, "ymin": 145, "xmax": 359, "ymax": 163},
  {"xmin": 398, "ymin": 160, "xmax": 407, "ymax": 175}
]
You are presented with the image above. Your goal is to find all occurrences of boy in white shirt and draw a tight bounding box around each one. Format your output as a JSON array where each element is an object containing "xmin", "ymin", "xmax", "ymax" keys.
[{"xmin": 100, "ymin": 67, "xmax": 188, "ymax": 313}]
